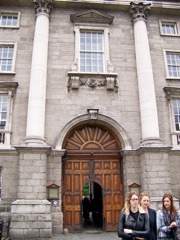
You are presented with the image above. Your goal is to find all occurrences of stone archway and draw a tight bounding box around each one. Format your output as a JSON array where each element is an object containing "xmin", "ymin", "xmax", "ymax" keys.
[{"xmin": 62, "ymin": 124, "xmax": 124, "ymax": 232}]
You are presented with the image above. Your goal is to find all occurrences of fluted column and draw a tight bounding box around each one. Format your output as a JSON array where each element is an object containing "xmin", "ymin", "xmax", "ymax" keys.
[
  {"xmin": 25, "ymin": 0, "xmax": 54, "ymax": 146},
  {"xmin": 130, "ymin": 2, "xmax": 162, "ymax": 146}
]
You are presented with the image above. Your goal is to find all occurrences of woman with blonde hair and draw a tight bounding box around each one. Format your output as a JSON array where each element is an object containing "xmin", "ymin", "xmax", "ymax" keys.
[
  {"xmin": 117, "ymin": 192, "xmax": 150, "ymax": 240},
  {"xmin": 157, "ymin": 193, "xmax": 180, "ymax": 239},
  {"xmin": 139, "ymin": 192, "xmax": 157, "ymax": 240}
]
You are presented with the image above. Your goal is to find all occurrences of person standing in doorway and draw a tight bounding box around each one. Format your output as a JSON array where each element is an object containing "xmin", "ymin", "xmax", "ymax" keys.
[
  {"xmin": 139, "ymin": 192, "xmax": 157, "ymax": 240},
  {"xmin": 82, "ymin": 196, "xmax": 91, "ymax": 223},
  {"xmin": 117, "ymin": 192, "xmax": 150, "ymax": 240},
  {"xmin": 157, "ymin": 193, "xmax": 180, "ymax": 240}
]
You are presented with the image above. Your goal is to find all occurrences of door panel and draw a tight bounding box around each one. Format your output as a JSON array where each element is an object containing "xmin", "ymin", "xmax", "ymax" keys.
[
  {"xmin": 63, "ymin": 159, "xmax": 89, "ymax": 231},
  {"xmin": 94, "ymin": 158, "xmax": 123, "ymax": 231}
]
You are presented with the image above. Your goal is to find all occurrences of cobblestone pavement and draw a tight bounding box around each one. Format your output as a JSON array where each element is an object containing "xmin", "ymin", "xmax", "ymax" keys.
[{"xmin": 51, "ymin": 231, "xmax": 119, "ymax": 240}]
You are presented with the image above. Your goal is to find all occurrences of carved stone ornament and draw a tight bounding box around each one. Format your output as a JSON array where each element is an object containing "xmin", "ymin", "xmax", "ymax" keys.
[
  {"xmin": 67, "ymin": 74, "xmax": 118, "ymax": 93},
  {"xmin": 33, "ymin": 0, "xmax": 54, "ymax": 17},
  {"xmin": 129, "ymin": 2, "xmax": 151, "ymax": 22}
]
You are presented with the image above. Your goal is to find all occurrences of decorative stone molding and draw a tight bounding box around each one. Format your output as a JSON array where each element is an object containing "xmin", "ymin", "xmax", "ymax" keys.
[
  {"xmin": 163, "ymin": 86, "xmax": 180, "ymax": 101},
  {"xmin": 33, "ymin": 0, "xmax": 54, "ymax": 17},
  {"xmin": 67, "ymin": 72, "xmax": 118, "ymax": 93},
  {"xmin": 129, "ymin": 2, "xmax": 151, "ymax": 22},
  {"xmin": 55, "ymin": 114, "xmax": 132, "ymax": 150},
  {"xmin": 70, "ymin": 9, "xmax": 114, "ymax": 24},
  {"xmin": 0, "ymin": 81, "xmax": 18, "ymax": 96}
]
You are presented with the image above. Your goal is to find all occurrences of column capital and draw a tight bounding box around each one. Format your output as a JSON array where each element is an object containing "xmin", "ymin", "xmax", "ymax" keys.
[
  {"xmin": 129, "ymin": 2, "xmax": 151, "ymax": 22},
  {"xmin": 33, "ymin": 0, "xmax": 54, "ymax": 18}
]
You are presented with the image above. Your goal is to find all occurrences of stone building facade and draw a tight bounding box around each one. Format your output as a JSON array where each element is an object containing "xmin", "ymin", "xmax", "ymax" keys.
[{"xmin": 0, "ymin": 0, "xmax": 180, "ymax": 239}]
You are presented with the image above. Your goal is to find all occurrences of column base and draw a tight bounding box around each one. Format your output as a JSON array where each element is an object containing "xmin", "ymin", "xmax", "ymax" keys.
[
  {"xmin": 24, "ymin": 136, "xmax": 47, "ymax": 146},
  {"xmin": 140, "ymin": 137, "xmax": 163, "ymax": 147},
  {"xmin": 10, "ymin": 200, "xmax": 52, "ymax": 239}
]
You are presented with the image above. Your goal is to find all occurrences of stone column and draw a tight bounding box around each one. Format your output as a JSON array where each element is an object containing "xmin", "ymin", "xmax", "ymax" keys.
[
  {"xmin": 25, "ymin": 0, "xmax": 53, "ymax": 146},
  {"xmin": 11, "ymin": 1, "xmax": 54, "ymax": 239},
  {"xmin": 130, "ymin": 2, "xmax": 162, "ymax": 146}
]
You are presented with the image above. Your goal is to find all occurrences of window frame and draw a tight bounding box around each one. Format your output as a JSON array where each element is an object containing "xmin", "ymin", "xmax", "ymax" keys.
[
  {"xmin": 164, "ymin": 49, "xmax": 180, "ymax": 80},
  {"xmin": 0, "ymin": 11, "xmax": 21, "ymax": 29},
  {"xmin": 159, "ymin": 20, "xmax": 179, "ymax": 36},
  {"xmin": 74, "ymin": 24, "xmax": 111, "ymax": 74},
  {"xmin": 0, "ymin": 43, "xmax": 17, "ymax": 74}
]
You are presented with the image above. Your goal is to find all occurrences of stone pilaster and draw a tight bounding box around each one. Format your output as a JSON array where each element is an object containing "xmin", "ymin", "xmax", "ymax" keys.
[
  {"xmin": 130, "ymin": 2, "xmax": 162, "ymax": 147},
  {"xmin": 24, "ymin": 0, "xmax": 54, "ymax": 146}
]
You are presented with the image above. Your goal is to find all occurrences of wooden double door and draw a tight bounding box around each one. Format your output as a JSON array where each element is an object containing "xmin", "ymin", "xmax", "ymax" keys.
[{"xmin": 62, "ymin": 125, "xmax": 124, "ymax": 232}]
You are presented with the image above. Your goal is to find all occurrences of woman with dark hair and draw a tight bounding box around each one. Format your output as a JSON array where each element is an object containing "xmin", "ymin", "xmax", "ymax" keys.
[
  {"xmin": 139, "ymin": 192, "xmax": 157, "ymax": 240},
  {"xmin": 157, "ymin": 193, "xmax": 180, "ymax": 239},
  {"xmin": 117, "ymin": 192, "xmax": 150, "ymax": 240}
]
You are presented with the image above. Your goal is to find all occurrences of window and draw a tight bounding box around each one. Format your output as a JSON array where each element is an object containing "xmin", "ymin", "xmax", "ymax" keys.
[
  {"xmin": 0, "ymin": 82, "xmax": 18, "ymax": 147},
  {"xmin": 0, "ymin": 44, "xmax": 16, "ymax": 73},
  {"xmin": 160, "ymin": 20, "xmax": 179, "ymax": 36},
  {"xmin": 165, "ymin": 51, "xmax": 180, "ymax": 78},
  {"xmin": 80, "ymin": 31, "xmax": 104, "ymax": 73},
  {"xmin": 164, "ymin": 87, "xmax": 180, "ymax": 148},
  {"xmin": 173, "ymin": 99, "xmax": 180, "ymax": 131},
  {"xmin": 0, "ymin": 94, "xmax": 8, "ymax": 130},
  {"xmin": 68, "ymin": 9, "xmax": 118, "ymax": 92},
  {"xmin": 73, "ymin": 25, "xmax": 110, "ymax": 74},
  {"xmin": 0, "ymin": 12, "xmax": 20, "ymax": 28}
]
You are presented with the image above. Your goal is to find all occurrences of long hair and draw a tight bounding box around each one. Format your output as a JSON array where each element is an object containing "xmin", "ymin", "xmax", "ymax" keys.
[
  {"xmin": 123, "ymin": 192, "xmax": 139, "ymax": 216},
  {"xmin": 162, "ymin": 193, "xmax": 177, "ymax": 215},
  {"xmin": 139, "ymin": 192, "xmax": 150, "ymax": 202}
]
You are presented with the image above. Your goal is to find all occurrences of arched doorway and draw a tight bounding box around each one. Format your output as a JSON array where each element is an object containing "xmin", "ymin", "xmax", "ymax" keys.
[{"xmin": 62, "ymin": 124, "xmax": 124, "ymax": 232}]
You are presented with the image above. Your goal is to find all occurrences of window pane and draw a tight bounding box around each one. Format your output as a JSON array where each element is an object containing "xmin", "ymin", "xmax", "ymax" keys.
[
  {"xmin": 173, "ymin": 99, "xmax": 180, "ymax": 131},
  {"xmin": 80, "ymin": 31, "xmax": 104, "ymax": 72},
  {"xmin": 162, "ymin": 22, "xmax": 177, "ymax": 34},
  {"xmin": 0, "ymin": 14, "xmax": 18, "ymax": 26},
  {"xmin": 0, "ymin": 94, "xmax": 8, "ymax": 130},
  {"xmin": 166, "ymin": 53, "xmax": 180, "ymax": 78},
  {"xmin": 0, "ymin": 46, "xmax": 14, "ymax": 72}
]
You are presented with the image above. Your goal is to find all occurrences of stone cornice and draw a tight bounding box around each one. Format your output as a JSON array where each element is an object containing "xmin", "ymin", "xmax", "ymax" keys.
[
  {"xmin": 129, "ymin": 2, "xmax": 151, "ymax": 22},
  {"xmin": 163, "ymin": 86, "xmax": 180, "ymax": 100},
  {"xmin": 1, "ymin": 1, "xmax": 180, "ymax": 16},
  {"xmin": 33, "ymin": 0, "xmax": 54, "ymax": 17}
]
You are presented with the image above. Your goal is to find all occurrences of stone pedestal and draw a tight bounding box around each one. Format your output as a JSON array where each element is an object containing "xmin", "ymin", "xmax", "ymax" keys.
[{"xmin": 10, "ymin": 200, "xmax": 51, "ymax": 239}]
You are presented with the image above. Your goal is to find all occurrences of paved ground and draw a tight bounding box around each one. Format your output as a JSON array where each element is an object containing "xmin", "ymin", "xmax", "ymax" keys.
[{"xmin": 51, "ymin": 231, "xmax": 119, "ymax": 240}]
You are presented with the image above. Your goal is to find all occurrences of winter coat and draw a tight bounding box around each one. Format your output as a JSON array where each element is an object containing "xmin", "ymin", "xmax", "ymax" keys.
[
  {"xmin": 117, "ymin": 209, "xmax": 150, "ymax": 240},
  {"xmin": 147, "ymin": 208, "xmax": 157, "ymax": 240}
]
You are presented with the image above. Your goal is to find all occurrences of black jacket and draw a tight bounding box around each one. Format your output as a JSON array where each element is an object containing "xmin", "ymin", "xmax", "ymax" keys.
[
  {"xmin": 117, "ymin": 210, "xmax": 150, "ymax": 240},
  {"xmin": 147, "ymin": 208, "xmax": 157, "ymax": 240}
]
